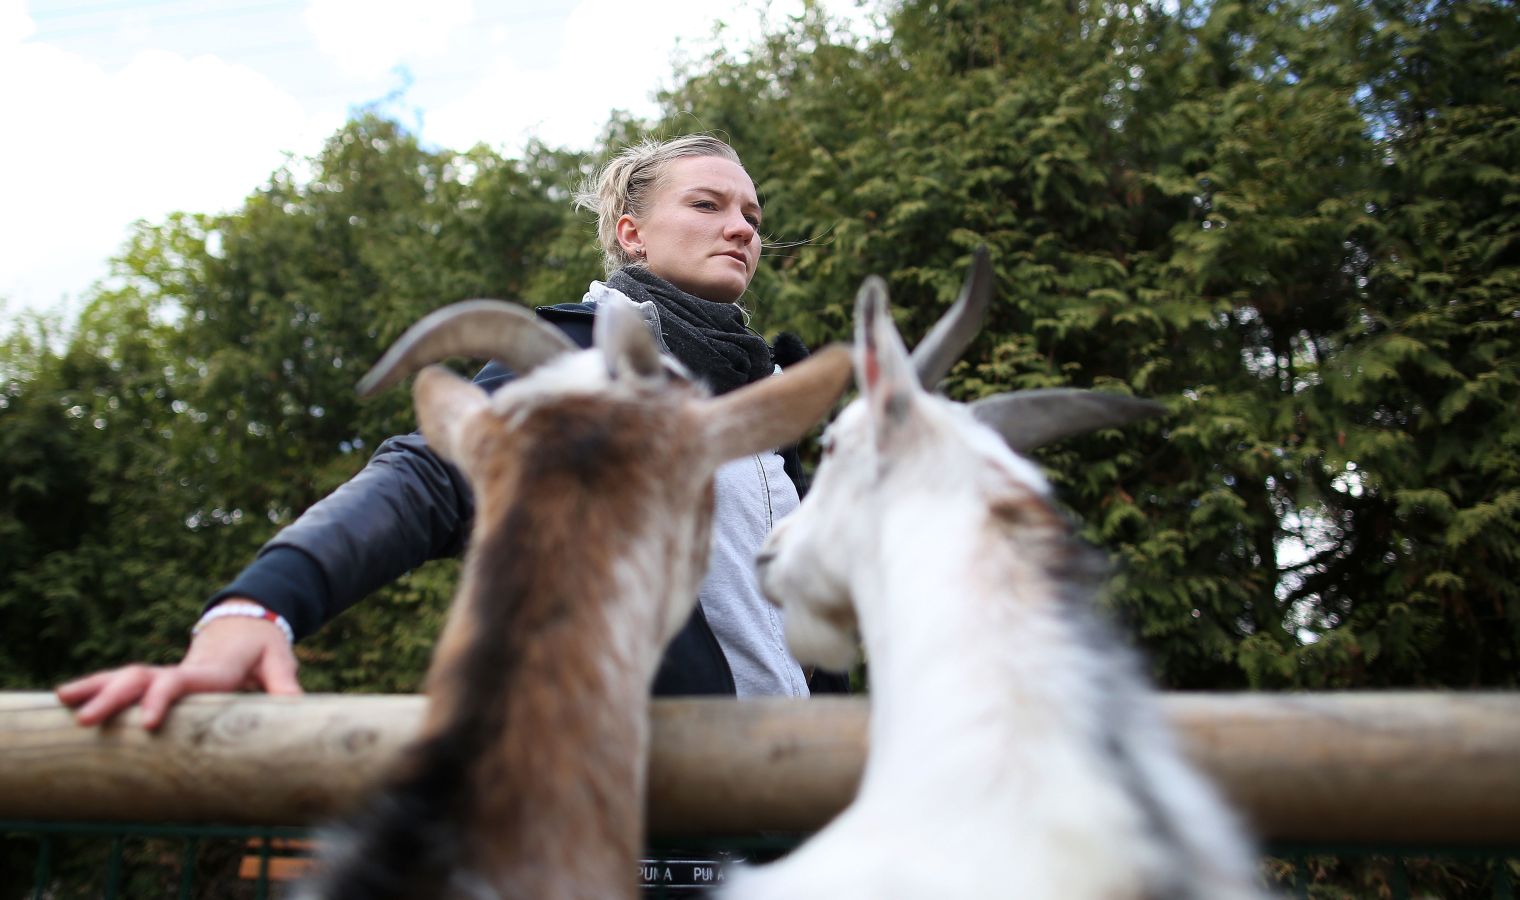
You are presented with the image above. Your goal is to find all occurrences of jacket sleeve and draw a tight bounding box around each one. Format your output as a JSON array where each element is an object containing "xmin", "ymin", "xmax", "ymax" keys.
[
  {"xmin": 206, "ymin": 306, "xmax": 598, "ymax": 640},
  {"xmin": 208, "ymin": 361, "xmax": 518, "ymax": 640}
]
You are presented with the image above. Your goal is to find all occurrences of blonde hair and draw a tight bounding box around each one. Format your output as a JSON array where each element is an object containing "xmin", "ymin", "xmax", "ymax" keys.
[{"xmin": 574, "ymin": 134, "xmax": 747, "ymax": 275}]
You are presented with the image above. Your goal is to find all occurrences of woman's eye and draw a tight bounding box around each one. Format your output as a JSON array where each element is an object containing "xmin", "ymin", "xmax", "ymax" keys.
[
  {"xmin": 694, "ymin": 200, "xmax": 717, "ymax": 210},
  {"xmin": 745, "ymin": 214, "xmax": 761, "ymax": 226}
]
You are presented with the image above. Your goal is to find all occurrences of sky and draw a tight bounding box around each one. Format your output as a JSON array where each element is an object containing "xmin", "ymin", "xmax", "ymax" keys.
[{"xmin": 1, "ymin": 0, "xmax": 861, "ymax": 323}]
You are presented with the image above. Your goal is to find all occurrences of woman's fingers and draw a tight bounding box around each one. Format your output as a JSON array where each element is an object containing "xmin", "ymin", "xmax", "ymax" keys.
[
  {"xmin": 135, "ymin": 664, "xmax": 227, "ymax": 730},
  {"xmin": 136, "ymin": 667, "xmax": 191, "ymax": 731},
  {"xmin": 62, "ymin": 665, "xmax": 156, "ymax": 727},
  {"xmin": 55, "ymin": 616, "xmax": 303, "ymax": 730},
  {"xmin": 258, "ymin": 645, "xmax": 303, "ymax": 697},
  {"xmin": 54, "ymin": 668, "xmax": 122, "ymax": 706}
]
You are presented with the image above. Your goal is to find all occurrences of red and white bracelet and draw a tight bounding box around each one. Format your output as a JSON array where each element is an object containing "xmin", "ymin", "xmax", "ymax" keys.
[{"xmin": 192, "ymin": 601, "xmax": 294, "ymax": 644}]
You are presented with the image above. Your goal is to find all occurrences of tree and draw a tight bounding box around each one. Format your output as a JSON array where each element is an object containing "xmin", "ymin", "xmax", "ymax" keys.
[
  {"xmin": 4, "ymin": 0, "xmax": 1515, "ymax": 697},
  {"xmin": 658, "ymin": 0, "xmax": 1520, "ymax": 688},
  {"xmin": 1, "ymin": 114, "xmax": 594, "ymax": 692}
]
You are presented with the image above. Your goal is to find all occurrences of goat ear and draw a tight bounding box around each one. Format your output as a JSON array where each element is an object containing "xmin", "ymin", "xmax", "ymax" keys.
[
  {"xmin": 413, "ymin": 365, "xmax": 490, "ymax": 465},
  {"xmin": 594, "ymin": 292, "xmax": 665, "ymax": 383},
  {"xmin": 701, "ymin": 344, "xmax": 852, "ymax": 463},
  {"xmin": 855, "ymin": 276, "xmax": 919, "ymax": 436},
  {"xmin": 970, "ymin": 388, "xmax": 1166, "ymax": 452}
]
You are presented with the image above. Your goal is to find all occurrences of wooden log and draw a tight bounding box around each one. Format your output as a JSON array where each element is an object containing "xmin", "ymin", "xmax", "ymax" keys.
[
  {"xmin": 1169, "ymin": 692, "xmax": 1520, "ymax": 844},
  {"xmin": 0, "ymin": 692, "xmax": 419, "ymax": 826},
  {"xmin": 1, "ymin": 691, "xmax": 1517, "ymax": 843}
]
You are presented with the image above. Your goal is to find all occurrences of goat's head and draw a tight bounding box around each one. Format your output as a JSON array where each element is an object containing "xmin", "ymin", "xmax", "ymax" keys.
[
  {"xmin": 757, "ymin": 251, "xmax": 1164, "ymax": 669},
  {"xmin": 359, "ymin": 294, "xmax": 852, "ymax": 646}
]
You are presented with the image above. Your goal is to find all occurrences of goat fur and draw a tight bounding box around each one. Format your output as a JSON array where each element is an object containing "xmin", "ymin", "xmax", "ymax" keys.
[
  {"xmin": 294, "ymin": 296, "xmax": 850, "ymax": 900},
  {"xmin": 724, "ymin": 276, "xmax": 1265, "ymax": 900}
]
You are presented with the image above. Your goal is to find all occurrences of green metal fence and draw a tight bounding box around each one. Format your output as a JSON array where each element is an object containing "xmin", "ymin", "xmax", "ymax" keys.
[
  {"xmin": 5, "ymin": 821, "xmax": 1516, "ymax": 899},
  {"xmin": 4, "ymin": 822, "xmax": 307, "ymax": 900},
  {"xmin": 1266, "ymin": 845, "xmax": 1516, "ymax": 900}
]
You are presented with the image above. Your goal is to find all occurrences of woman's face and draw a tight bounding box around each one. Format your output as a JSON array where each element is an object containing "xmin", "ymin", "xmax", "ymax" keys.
[{"xmin": 617, "ymin": 155, "xmax": 761, "ymax": 303}]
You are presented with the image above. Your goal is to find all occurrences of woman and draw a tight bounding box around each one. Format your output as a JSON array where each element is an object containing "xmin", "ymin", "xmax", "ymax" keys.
[{"xmin": 58, "ymin": 134, "xmax": 843, "ymax": 729}]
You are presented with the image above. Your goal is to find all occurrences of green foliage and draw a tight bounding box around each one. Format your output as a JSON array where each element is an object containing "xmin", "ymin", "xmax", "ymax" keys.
[
  {"xmin": 3, "ymin": 0, "xmax": 1517, "ymax": 696},
  {"xmin": 0, "ymin": 115, "xmax": 590, "ymax": 691},
  {"xmin": 659, "ymin": 0, "xmax": 1520, "ymax": 688}
]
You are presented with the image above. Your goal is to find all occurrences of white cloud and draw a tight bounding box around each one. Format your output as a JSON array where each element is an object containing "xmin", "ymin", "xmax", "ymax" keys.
[
  {"xmin": 423, "ymin": 0, "xmax": 772, "ymax": 155},
  {"xmin": 0, "ymin": 39, "xmax": 332, "ymax": 315},
  {"xmin": 1, "ymin": 0, "xmax": 33, "ymax": 45},
  {"xmin": 1, "ymin": 0, "xmax": 882, "ymax": 319},
  {"xmin": 304, "ymin": 0, "xmax": 476, "ymax": 79}
]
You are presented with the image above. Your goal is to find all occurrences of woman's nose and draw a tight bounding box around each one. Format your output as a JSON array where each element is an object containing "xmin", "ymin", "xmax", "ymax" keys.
[{"xmin": 725, "ymin": 211, "xmax": 756, "ymax": 241}]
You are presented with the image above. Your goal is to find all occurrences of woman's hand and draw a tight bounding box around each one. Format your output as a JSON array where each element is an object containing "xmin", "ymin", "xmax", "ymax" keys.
[{"xmin": 55, "ymin": 608, "xmax": 302, "ymax": 730}]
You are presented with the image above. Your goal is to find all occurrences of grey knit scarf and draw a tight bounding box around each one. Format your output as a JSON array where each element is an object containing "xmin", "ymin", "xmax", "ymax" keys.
[{"xmin": 606, "ymin": 266, "xmax": 772, "ymax": 395}]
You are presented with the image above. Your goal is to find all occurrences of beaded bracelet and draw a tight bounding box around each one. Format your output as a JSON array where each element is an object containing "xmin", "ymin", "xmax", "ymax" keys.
[{"xmin": 192, "ymin": 600, "xmax": 295, "ymax": 644}]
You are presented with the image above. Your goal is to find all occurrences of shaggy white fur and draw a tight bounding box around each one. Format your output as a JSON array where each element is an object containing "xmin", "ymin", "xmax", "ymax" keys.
[{"xmin": 727, "ymin": 273, "xmax": 1265, "ymax": 900}]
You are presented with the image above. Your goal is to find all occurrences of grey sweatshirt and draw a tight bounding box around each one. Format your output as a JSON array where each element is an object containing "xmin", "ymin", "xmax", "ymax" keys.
[{"xmin": 588, "ymin": 280, "xmax": 809, "ymax": 698}]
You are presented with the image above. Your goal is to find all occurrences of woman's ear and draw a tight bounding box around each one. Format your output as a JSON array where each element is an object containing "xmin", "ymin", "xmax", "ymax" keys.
[{"xmin": 615, "ymin": 214, "xmax": 643, "ymax": 259}]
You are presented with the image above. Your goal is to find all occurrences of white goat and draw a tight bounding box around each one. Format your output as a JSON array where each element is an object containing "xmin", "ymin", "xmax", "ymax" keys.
[
  {"xmin": 725, "ymin": 257, "xmax": 1265, "ymax": 899},
  {"xmin": 294, "ymin": 296, "xmax": 850, "ymax": 900}
]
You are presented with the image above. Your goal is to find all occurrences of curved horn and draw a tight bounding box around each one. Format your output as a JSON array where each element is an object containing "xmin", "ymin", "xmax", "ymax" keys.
[
  {"xmin": 970, "ymin": 388, "xmax": 1166, "ymax": 453},
  {"xmin": 911, "ymin": 246, "xmax": 993, "ymax": 389},
  {"xmin": 356, "ymin": 299, "xmax": 577, "ymax": 397}
]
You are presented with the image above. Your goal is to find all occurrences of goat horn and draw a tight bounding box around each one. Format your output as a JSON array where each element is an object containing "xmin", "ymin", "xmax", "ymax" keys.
[
  {"xmin": 970, "ymin": 388, "xmax": 1166, "ymax": 453},
  {"xmin": 357, "ymin": 299, "xmax": 577, "ymax": 397},
  {"xmin": 910, "ymin": 246, "xmax": 993, "ymax": 389}
]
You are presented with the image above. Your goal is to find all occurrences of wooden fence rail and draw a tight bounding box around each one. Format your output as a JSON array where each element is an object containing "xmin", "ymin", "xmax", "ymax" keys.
[{"xmin": 1, "ymin": 691, "xmax": 1516, "ymax": 844}]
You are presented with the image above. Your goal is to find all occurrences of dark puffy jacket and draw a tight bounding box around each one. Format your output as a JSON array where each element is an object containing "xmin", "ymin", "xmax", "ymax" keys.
[{"xmin": 213, "ymin": 302, "xmax": 847, "ymax": 696}]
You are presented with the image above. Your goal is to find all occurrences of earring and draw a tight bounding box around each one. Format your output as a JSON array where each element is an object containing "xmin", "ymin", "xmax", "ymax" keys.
[{"xmin": 634, "ymin": 247, "xmax": 646, "ymax": 260}]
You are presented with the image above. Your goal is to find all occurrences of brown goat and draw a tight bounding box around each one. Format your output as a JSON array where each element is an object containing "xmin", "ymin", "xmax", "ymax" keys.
[{"xmin": 295, "ymin": 296, "xmax": 850, "ymax": 900}]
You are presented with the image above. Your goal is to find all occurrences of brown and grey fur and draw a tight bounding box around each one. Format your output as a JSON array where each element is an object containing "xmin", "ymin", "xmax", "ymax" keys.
[{"xmin": 296, "ymin": 297, "xmax": 851, "ymax": 900}]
